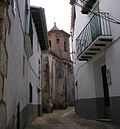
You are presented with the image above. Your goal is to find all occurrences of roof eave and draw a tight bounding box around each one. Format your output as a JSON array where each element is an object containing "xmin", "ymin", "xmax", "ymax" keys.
[{"xmin": 31, "ymin": 6, "xmax": 49, "ymax": 50}]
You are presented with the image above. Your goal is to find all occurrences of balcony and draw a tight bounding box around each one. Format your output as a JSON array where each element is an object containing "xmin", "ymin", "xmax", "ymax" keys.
[
  {"xmin": 81, "ymin": 0, "xmax": 97, "ymax": 14},
  {"xmin": 76, "ymin": 13, "xmax": 113, "ymax": 61}
]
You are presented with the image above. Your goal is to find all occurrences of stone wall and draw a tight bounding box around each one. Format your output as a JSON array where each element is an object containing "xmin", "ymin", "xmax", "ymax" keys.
[
  {"xmin": 6, "ymin": 104, "xmax": 42, "ymax": 129},
  {"xmin": 54, "ymin": 59, "xmax": 66, "ymax": 109},
  {"xmin": 41, "ymin": 53, "xmax": 53, "ymax": 113},
  {"xmin": 0, "ymin": 2, "xmax": 9, "ymax": 129}
]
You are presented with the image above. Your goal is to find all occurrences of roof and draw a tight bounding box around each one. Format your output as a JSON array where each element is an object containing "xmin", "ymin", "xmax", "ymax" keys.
[
  {"xmin": 49, "ymin": 49, "xmax": 73, "ymax": 65},
  {"xmin": 50, "ymin": 22, "xmax": 59, "ymax": 31},
  {"xmin": 48, "ymin": 23, "xmax": 70, "ymax": 37},
  {"xmin": 31, "ymin": 6, "xmax": 49, "ymax": 50}
]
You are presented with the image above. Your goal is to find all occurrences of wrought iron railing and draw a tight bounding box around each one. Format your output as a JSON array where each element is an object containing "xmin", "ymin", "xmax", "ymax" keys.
[{"xmin": 76, "ymin": 13, "xmax": 112, "ymax": 58}]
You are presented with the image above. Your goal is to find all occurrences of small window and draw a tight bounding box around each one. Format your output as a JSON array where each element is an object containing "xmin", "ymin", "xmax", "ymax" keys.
[
  {"xmin": 29, "ymin": 13, "xmax": 33, "ymax": 49},
  {"xmin": 38, "ymin": 60, "xmax": 40, "ymax": 79},
  {"xmin": 25, "ymin": 0, "xmax": 28, "ymax": 15},
  {"xmin": 75, "ymin": 81, "xmax": 78, "ymax": 87},
  {"xmin": 49, "ymin": 40, "xmax": 51, "ymax": 47},
  {"xmin": 25, "ymin": 0, "xmax": 30, "ymax": 34},
  {"xmin": 56, "ymin": 38, "xmax": 60, "ymax": 43},
  {"xmin": 25, "ymin": 0, "xmax": 29, "ymax": 33},
  {"xmin": 29, "ymin": 83, "xmax": 32, "ymax": 103},
  {"xmin": 23, "ymin": 56, "xmax": 25, "ymax": 76},
  {"xmin": 64, "ymin": 41, "xmax": 67, "ymax": 52}
]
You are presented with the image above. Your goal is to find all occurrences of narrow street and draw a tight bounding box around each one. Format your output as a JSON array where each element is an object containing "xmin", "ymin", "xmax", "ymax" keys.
[{"xmin": 25, "ymin": 107, "xmax": 120, "ymax": 129}]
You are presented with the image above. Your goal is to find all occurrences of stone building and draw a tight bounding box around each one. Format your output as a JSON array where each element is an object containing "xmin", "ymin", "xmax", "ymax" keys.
[
  {"xmin": 70, "ymin": 0, "xmax": 120, "ymax": 122},
  {"xmin": 42, "ymin": 23, "xmax": 74, "ymax": 112},
  {"xmin": 0, "ymin": 0, "xmax": 48, "ymax": 128}
]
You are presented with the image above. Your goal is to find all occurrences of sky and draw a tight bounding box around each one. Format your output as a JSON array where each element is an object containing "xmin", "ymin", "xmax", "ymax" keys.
[{"xmin": 30, "ymin": 0, "xmax": 71, "ymax": 34}]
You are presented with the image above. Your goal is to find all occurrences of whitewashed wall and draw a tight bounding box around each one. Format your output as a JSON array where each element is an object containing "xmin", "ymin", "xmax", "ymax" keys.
[
  {"xmin": 3, "ymin": 2, "xmax": 42, "ymax": 125},
  {"xmin": 3, "ymin": 3, "xmax": 27, "ymax": 124},
  {"xmin": 28, "ymin": 18, "xmax": 42, "ymax": 105},
  {"xmin": 73, "ymin": 0, "xmax": 120, "ymax": 100}
]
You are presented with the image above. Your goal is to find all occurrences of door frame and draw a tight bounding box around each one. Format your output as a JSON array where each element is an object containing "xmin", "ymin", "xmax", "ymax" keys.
[{"xmin": 101, "ymin": 64, "xmax": 111, "ymax": 118}]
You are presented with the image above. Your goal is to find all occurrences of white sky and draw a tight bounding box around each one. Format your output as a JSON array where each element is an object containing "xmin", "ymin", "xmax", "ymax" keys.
[{"xmin": 30, "ymin": 0, "xmax": 71, "ymax": 34}]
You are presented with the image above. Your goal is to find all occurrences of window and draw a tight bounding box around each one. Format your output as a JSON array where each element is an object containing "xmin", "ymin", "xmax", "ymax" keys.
[
  {"xmin": 38, "ymin": 60, "xmax": 40, "ymax": 79},
  {"xmin": 29, "ymin": 83, "xmax": 32, "ymax": 103},
  {"xmin": 49, "ymin": 40, "xmax": 51, "ymax": 47},
  {"xmin": 25, "ymin": 0, "xmax": 29, "ymax": 33},
  {"xmin": 56, "ymin": 38, "xmax": 60, "ymax": 43},
  {"xmin": 64, "ymin": 41, "xmax": 67, "ymax": 52},
  {"xmin": 23, "ymin": 56, "xmax": 25, "ymax": 76},
  {"xmin": 29, "ymin": 12, "xmax": 33, "ymax": 49},
  {"xmin": 75, "ymin": 81, "xmax": 78, "ymax": 87}
]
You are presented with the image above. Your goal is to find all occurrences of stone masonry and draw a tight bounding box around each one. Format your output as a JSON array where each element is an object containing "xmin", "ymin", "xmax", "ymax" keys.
[{"xmin": 0, "ymin": 1, "xmax": 9, "ymax": 129}]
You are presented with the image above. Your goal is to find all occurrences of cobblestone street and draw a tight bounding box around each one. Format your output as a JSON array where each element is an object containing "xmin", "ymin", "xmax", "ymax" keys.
[{"xmin": 25, "ymin": 107, "xmax": 120, "ymax": 129}]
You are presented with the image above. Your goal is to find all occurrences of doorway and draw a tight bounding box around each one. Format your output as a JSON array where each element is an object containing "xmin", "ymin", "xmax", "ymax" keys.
[
  {"xmin": 101, "ymin": 65, "xmax": 111, "ymax": 118},
  {"xmin": 37, "ymin": 88, "xmax": 41, "ymax": 116},
  {"xmin": 17, "ymin": 103, "xmax": 20, "ymax": 129}
]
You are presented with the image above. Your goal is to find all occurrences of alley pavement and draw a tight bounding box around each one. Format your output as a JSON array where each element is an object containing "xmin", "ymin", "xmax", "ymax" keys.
[{"xmin": 25, "ymin": 107, "xmax": 120, "ymax": 129}]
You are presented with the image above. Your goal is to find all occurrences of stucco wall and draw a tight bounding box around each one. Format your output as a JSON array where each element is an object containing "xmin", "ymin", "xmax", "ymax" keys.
[
  {"xmin": 28, "ymin": 18, "xmax": 41, "ymax": 105},
  {"xmin": 73, "ymin": 0, "xmax": 120, "ymax": 99},
  {"xmin": 72, "ymin": 0, "xmax": 120, "ymax": 121},
  {"xmin": 75, "ymin": 60, "xmax": 96, "ymax": 99},
  {"xmin": 2, "ymin": 2, "xmax": 42, "ymax": 128},
  {"xmin": 100, "ymin": 0, "xmax": 120, "ymax": 97},
  {"xmin": 4, "ymin": 3, "xmax": 26, "ymax": 126},
  {"xmin": 105, "ymin": 39, "xmax": 120, "ymax": 96}
]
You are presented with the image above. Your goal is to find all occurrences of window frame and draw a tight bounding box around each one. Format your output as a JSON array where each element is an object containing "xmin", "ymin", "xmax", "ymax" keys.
[
  {"xmin": 64, "ymin": 40, "xmax": 67, "ymax": 52},
  {"xmin": 29, "ymin": 83, "xmax": 33, "ymax": 103}
]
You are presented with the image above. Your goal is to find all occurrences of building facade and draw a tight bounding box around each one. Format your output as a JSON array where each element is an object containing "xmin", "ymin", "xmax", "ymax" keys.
[
  {"xmin": 0, "ymin": 0, "xmax": 48, "ymax": 128},
  {"xmin": 70, "ymin": 0, "xmax": 120, "ymax": 122},
  {"xmin": 42, "ymin": 23, "xmax": 74, "ymax": 112}
]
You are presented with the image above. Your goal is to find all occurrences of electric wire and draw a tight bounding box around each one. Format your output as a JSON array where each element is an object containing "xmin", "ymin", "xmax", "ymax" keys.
[{"xmin": 75, "ymin": 0, "xmax": 120, "ymax": 25}]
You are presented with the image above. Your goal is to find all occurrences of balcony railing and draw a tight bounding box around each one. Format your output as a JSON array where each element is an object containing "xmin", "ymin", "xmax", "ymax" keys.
[{"xmin": 76, "ymin": 13, "xmax": 112, "ymax": 60}]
